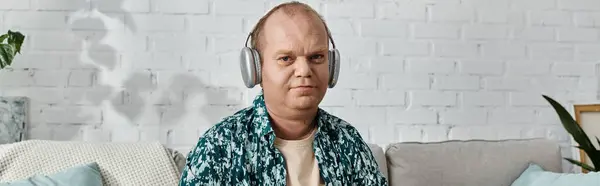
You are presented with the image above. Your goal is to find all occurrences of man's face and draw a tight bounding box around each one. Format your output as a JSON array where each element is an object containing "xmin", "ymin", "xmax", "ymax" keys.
[{"xmin": 259, "ymin": 11, "xmax": 330, "ymax": 111}]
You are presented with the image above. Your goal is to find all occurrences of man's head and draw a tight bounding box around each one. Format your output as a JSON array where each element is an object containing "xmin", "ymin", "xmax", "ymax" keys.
[{"xmin": 251, "ymin": 2, "xmax": 331, "ymax": 115}]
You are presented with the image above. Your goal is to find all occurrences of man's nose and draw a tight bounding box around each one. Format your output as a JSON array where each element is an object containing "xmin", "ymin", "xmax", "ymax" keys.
[{"xmin": 294, "ymin": 57, "xmax": 312, "ymax": 78}]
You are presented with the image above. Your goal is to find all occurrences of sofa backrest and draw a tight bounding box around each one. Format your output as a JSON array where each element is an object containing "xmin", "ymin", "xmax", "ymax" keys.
[
  {"xmin": 384, "ymin": 138, "xmax": 563, "ymax": 186},
  {"xmin": 367, "ymin": 143, "xmax": 388, "ymax": 179}
]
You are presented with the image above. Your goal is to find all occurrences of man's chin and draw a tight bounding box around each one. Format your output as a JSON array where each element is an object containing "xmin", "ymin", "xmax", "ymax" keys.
[{"xmin": 288, "ymin": 97, "xmax": 320, "ymax": 110}]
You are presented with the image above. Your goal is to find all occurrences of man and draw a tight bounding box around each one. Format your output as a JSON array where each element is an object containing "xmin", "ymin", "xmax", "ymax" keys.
[{"xmin": 179, "ymin": 1, "xmax": 387, "ymax": 185}]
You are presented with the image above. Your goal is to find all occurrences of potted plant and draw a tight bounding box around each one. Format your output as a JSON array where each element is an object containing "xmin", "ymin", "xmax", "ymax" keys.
[
  {"xmin": 0, "ymin": 30, "xmax": 25, "ymax": 69},
  {"xmin": 543, "ymin": 95, "xmax": 600, "ymax": 172},
  {"xmin": 0, "ymin": 30, "xmax": 25, "ymax": 144}
]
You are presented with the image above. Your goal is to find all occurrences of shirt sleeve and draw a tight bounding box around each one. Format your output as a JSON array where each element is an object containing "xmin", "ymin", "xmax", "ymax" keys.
[
  {"xmin": 348, "ymin": 127, "xmax": 389, "ymax": 186},
  {"xmin": 178, "ymin": 136, "xmax": 224, "ymax": 186}
]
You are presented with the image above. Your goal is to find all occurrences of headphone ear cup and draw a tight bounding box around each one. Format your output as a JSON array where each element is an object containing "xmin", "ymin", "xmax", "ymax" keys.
[
  {"xmin": 252, "ymin": 49, "xmax": 262, "ymax": 85},
  {"xmin": 328, "ymin": 49, "xmax": 340, "ymax": 88},
  {"xmin": 240, "ymin": 47, "xmax": 261, "ymax": 88}
]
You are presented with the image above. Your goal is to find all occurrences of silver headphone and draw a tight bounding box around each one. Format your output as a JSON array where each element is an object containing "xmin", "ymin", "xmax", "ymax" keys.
[{"xmin": 239, "ymin": 23, "xmax": 341, "ymax": 89}]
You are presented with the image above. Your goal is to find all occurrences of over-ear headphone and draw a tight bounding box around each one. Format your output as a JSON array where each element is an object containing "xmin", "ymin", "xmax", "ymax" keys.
[{"xmin": 239, "ymin": 18, "xmax": 340, "ymax": 89}]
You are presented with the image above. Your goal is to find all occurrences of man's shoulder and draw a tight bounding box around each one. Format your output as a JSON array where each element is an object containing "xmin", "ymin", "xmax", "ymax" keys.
[{"xmin": 319, "ymin": 109, "xmax": 363, "ymax": 140}]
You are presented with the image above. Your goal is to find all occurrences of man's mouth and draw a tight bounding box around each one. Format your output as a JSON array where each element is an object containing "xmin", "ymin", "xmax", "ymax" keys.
[{"xmin": 292, "ymin": 85, "xmax": 316, "ymax": 90}]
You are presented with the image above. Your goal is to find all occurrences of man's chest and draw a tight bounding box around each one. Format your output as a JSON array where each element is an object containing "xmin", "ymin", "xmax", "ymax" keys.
[{"xmin": 225, "ymin": 137, "xmax": 354, "ymax": 185}]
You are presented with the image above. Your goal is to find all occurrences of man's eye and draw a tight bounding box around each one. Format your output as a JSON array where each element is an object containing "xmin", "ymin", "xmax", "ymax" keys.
[
  {"xmin": 279, "ymin": 56, "xmax": 291, "ymax": 62},
  {"xmin": 311, "ymin": 54, "xmax": 325, "ymax": 61}
]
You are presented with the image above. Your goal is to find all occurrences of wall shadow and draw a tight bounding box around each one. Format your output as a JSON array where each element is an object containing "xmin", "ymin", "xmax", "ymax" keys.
[{"xmin": 22, "ymin": 0, "xmax": 243, "ymax": 145}]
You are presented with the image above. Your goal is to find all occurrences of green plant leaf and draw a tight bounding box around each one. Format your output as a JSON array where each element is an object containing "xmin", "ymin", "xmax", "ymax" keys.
[
  {"xmin": 542, "ymin": 95, "xmax": 595, "ymax": 149},
  {"xmin": 0, "ymin": 44, "xmax": 15, "ymax": 69},
  {"xmin": 573, "ymin": 146, "xmax": 600, "ymax": 170},
  {"xmin": 565, "ymin": 157, "xmax": 595, "ymax": 172},
  {"xmin": 0, "ymin": 30, "xmax": 25, "ymax": 70},
  {"xmin": 542, "ymin": 95, "xmax": 600, "ymax": 170},
  {"xmin": 7, "ymin": 30, "xmax": 24, "ymax": 54},
  {"xmin": 0, "ymin": 34, "xmax": 7, "ymax": 43}
]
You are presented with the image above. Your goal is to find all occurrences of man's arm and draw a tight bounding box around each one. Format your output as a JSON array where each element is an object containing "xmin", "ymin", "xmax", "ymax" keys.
[
  {"xmin": 179, "ymin": 136, "xmax": 224, "ymax": 186},
  {"xmin": 347, "ymin": 127, "xmax": 389, "ymax": 186}
]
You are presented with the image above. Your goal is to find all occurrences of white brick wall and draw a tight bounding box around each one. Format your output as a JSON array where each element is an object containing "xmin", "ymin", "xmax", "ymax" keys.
[{"xmin": 1, "ymin": 0, "xmax": 599, "ymax": 173}]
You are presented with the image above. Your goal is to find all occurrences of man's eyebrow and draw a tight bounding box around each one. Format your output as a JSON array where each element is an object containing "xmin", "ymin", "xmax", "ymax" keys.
[
  {"xmin": 310, "ymin": 47, "xmax": 329, "ymax": 53},
  {"xmin": 274, "ymin": 49, "xmax": 293, "ymax": 55}
]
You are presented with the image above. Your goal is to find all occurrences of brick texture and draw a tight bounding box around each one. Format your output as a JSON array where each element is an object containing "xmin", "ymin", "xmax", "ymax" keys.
[{"xmin": 2, "ymin": 0, "xmax": 595, "ymax": 173}]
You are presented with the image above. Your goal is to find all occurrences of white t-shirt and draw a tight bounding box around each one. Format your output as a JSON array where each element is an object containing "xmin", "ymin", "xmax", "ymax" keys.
[{"xmin": 274, "ymin": 128, "xmax": 325, "ymax": 186}]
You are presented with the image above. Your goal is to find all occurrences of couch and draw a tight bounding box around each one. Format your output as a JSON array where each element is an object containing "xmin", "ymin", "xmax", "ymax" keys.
[
  {"xmin": 368, "ymin": 138, "xmax": 564, "ymax": 186},
  {"xmin": 0, "ymin": 138, "xmax": 563, "ymax": 186},
  {"xmin": 0, "ymin": 140, "xmax": 188, "ymax": 185}
]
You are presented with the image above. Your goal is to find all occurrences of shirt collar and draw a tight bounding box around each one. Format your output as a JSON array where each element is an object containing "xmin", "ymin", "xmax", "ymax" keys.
[{"xmin": 251, "ymin": 90, "xmax": 274, "ymax": 137}]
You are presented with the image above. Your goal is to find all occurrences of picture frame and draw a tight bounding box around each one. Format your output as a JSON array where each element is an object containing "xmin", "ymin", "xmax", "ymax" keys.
[{"xmin": 573, "ymin": 104, "xmax": 600, "ymax": 173}]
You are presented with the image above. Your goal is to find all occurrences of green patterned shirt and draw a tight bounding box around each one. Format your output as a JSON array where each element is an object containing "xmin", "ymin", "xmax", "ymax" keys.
[{"xmin": 179, "ymin": 91, "xmax": 388, "ymax": 185}]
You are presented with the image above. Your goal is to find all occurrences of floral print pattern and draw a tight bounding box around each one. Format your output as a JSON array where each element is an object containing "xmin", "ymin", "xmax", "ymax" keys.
[{"xmin": 179, "ymin": 91, "xmax": 388, "ymax": 186}]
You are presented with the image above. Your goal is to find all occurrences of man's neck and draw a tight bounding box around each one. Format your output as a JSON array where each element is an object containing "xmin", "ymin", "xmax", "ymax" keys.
[{"xmin": 265, "ymin": 105, "xmax": 318, "ymax": 140}]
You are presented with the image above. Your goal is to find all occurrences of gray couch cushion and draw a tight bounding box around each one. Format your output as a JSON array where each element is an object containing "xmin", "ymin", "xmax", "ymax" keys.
[
  {"xmin": 166, "ymin": 148, "xmax": 186, "ymax": 174},
  {"xmin": 368, "ymin": 144, "xmax": 388, "ymax": 180},
  {"xmin": 385, "ymin": 138, "xmax": 563, "ymax": 186}
]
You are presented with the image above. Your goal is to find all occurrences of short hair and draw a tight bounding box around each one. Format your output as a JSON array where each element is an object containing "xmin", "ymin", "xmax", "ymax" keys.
[{"xmin": 248, "ymin": 1, "xmax": 330, "ymax": 51}]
